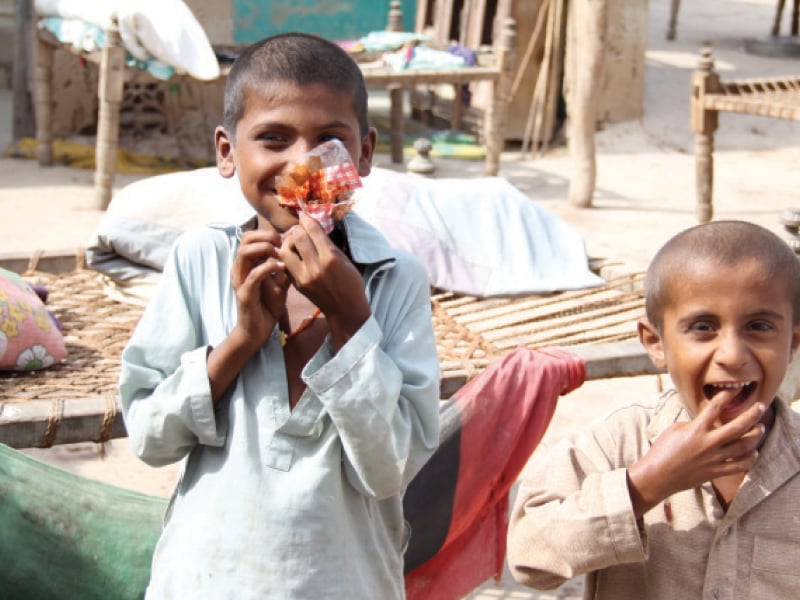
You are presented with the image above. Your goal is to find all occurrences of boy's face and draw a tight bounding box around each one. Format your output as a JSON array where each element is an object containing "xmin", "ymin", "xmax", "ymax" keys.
[
  {"xmin": 215, "ymin": 81, "xmax": 376, "ymax": 232},
  {"xmin": 639, "ymin": 257, "xmax": 800, "ymax": 424}
]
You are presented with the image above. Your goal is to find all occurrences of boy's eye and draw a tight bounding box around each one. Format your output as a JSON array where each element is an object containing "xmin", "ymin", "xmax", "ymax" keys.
[
  {"xmin": 748, "ymin": 320, "xmax": 775, "ymax": 333},
  {"xmin": 320, "ymin": 133, "xmax": 345, "ymax": 143},
  {"xmin": 687, "ymin": 320, "xmax": 715, "ymax": 333},
  {"xmin": 257, "ymin": 132, "xmax": 287, "ymax": 144}
]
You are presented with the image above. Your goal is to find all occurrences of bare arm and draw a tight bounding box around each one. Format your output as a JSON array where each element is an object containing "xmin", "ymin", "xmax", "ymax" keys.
[{"xmin": 208, "ymin": 229, "xmax": 288, "ymax": 404}]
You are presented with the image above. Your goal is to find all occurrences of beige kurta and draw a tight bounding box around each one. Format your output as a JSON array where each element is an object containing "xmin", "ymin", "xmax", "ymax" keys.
[{"xmin": 507, "ymin": 390, "xmax": 800, "ymax": 599}]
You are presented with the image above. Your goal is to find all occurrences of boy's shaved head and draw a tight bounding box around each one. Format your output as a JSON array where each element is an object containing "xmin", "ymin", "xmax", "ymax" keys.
[
  {"xmin": 645, "ymin": 220, "xmax": 800, "ymax": 329},
  {"xmin": 222, "ymin": 33, "xmax": 369, "ymax": 140}
]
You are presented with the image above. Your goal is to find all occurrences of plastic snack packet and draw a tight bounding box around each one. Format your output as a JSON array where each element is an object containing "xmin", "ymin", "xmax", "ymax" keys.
[{"xmin": 276, "ymin": 140, "xmax": 363, "ymax": 233}]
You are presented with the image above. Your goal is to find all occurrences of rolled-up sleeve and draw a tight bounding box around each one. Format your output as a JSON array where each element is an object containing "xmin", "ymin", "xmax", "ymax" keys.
[
  {"xmin": 305, "ymin": 256, "xmax": 440, "ymax": 500},
  {"xmin": 507, "ymin": 422, "xmax": 647, "ymax": 590}
]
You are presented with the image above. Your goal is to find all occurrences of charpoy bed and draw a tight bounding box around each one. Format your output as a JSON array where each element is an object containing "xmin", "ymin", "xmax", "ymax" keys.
[{"xmin": 0, "ymin": 250, "xmax": 658, "ymax": 449}]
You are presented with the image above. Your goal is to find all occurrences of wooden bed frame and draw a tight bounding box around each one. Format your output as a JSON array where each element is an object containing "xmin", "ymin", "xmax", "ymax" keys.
[
  {"xmin": 32, "ymin": 5, "xmax": 516, "ymax": 210},
  {"xmin": 690, "ymin": 47, "xmax": 800, "ymax": 222},
  {"xmin": 0, "ymin": 251, "xmax": 661, "ymax": 449}
]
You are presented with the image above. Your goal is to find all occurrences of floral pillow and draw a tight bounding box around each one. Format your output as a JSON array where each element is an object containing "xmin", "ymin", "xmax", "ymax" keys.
[{"xmin": 0, "ymin": 268, "xmax": 67, "ymax": 371}]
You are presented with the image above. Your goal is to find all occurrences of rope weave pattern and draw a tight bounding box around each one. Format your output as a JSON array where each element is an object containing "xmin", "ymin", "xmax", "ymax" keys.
[
  {"xmin": 705, "ymin": 75, "xmax": 800, "ymax": 120},
  {"xmin": 1, "ymin": 263, "xmax": 646, "ymax": 419}
]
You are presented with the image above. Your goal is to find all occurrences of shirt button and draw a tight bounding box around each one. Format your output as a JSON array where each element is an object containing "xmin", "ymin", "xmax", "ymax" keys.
[
  {"xmin": 723, "ymin": 527, "xmax": 731, "ymax": 537},
  {"xmin": 712, "ymin": 588, "xmax": 720, "ymax": 599}
]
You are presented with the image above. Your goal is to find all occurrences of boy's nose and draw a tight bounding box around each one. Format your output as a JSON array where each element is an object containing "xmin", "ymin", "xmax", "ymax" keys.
[
  {"xmin": 286, "ymin": 140, "xmax": 316, "ymax": 164},
  {"xmin": 714, "ymin": 329, "xmax": 750, "ymax": 368}
]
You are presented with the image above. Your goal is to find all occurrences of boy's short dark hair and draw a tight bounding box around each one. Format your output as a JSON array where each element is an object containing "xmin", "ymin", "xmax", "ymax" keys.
[
  {"xmin": 645, "ymin": 220, "xmax": 800, "ymax": 329},
  {"xmin": 222, "ymin": 32, "xmax": 370, "ymax": 140}
]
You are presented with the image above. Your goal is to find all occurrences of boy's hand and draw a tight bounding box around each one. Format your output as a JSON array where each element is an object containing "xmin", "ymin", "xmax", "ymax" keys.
[
  {"xmin": 231, "ymin": 229, "xmax": 288, "ymax": 347},
  {"xmin": 278, "ymin": 212, "xmax": 371, "ymax": 351},
  {"xmin": 626, "ymin": 393, "xmax": 766, "ymax": 517}
]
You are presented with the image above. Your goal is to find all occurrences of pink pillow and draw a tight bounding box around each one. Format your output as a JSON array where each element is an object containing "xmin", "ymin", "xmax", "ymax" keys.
[{"xmin": 0, "ymin": 268, "xmax": 67, "ymax": 371}]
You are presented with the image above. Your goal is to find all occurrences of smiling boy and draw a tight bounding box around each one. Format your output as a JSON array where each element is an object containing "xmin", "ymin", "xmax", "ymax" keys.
[
  {"xmin": 507, "ymin": 220, "xmax": 800, "ymax": 598},
  {"xmin": 119, "ymin": 33, "xmax": 439, "ymax": 599}
]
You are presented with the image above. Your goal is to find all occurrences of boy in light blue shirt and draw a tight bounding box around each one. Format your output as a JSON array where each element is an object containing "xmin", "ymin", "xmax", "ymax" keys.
[{"xmin": 119, "ymin": 33, "xmax": 440, "ymax": 599}]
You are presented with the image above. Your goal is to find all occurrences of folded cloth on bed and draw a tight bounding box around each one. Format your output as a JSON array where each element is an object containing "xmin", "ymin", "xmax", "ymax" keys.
[
  {"xmin": 86, "ymin": 166, "xmax": 603, "ymax": 302},
  {"xmin": 354, "ymin": 168, "xmax": 605, "ymax": 296},
  {"xmin": 35, "ymin": 0, "xmax": 220, "ymax": 81},
  {"xmin": 403, "ymin": 346, "xmax": 586, "ymax": 598}
]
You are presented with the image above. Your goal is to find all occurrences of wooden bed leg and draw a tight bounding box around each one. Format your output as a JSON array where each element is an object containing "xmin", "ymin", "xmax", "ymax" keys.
[
  {"xmin": 385, "ymin": 0, "xmax": 406, "ymax": 165},
  {"xmin": 483, "ymin": 17, "xmax": 516, "ymax": 176},
  {"xmin": 773, "ymin": 0, "xmax": 787, "ymax": 36},
  {"xmin": 667, "ymin": 0, "xmax": 680, "ymax": 40},
  {"xmin": 694, "ymin": 131, "xmax": 714, "ymax": 223},
  {"xmin": 567, "ymin": 0, "xmax": 607, "ymax": 208},
  {"xmin": 690, "ymin": 48, "xmax": 719, "ymax": 223},
  {"xmin": 389, "ymin": 86, "xmax": 405, "ymax": 164},
  {"xmin": 452, "ymin": 83, "xmax": 464, "ymax": 132},
  {"xmin": 94, "ymin": 17, "xmax": 125, "ymax": 210},
  {"xmin": 33, "ymin": 35, "xmax": 54, "ymax": 166}
]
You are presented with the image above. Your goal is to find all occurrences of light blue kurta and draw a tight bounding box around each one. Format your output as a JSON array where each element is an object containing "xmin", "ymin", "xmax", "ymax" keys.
[{"xmin": 119, "ymin": 212, "xmax": 440, "ymax": 599}]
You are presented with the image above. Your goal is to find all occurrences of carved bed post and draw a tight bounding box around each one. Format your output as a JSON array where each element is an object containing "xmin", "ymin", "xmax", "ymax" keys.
[
  {"xmin": 94, "ymin": 17, "xmax": 125, "ymax": 210},
  {"xmin": 483, "ymin": 17, "xmax": 516, "ymax": 176},
  {"xmin": 690, "ymin": 48, "xmax": 719, "ymax": 223},
  {"xmin": 567, "ymin": 0, "xmax": 607, "ymax": 208},
  {"xmin": 386, "ymin": 1, "xmax": 406, "ymax": 165}
]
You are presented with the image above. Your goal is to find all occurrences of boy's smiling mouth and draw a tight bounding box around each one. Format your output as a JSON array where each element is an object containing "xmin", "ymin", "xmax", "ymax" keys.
[{"xmin": 702, "ymin": 381, "xmax": 756, "ymax": 407}]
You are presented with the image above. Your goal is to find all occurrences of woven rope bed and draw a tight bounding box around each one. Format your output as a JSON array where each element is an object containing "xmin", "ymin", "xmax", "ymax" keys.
[
  {"xmin": 691, "ymin": 47, "xmax": 800, "ymax": 222},
  {"xmin": 0, "ymin": 254, "xmax": 657, "ymax": 448}
]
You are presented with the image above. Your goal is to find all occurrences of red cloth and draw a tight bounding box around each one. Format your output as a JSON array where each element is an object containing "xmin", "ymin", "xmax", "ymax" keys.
[{"xmin": 404, "ymin": 346, "xmax": 586, "ymax": 599}]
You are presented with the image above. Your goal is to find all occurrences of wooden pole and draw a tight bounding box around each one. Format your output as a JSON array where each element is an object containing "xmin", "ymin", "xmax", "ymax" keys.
[
  {"xmin": 510, "ymin": 0, "xmax": 551, "ymax": 99},
  {"xmin": 539, "ymin": 0, "xmax": 566, "ymax": 154},
  {"xmin": 12, "ymin": 0, "xmax": 36, "ymax": 141},
  {"xmin": 567, "ymin": 0, "xmax": 607, "ymax": 209},
  {"xmin": 94, "ymin": 17, "xmax": 125, "ymax": 210},
  {"xmin": 33, "ymin": 29, "xmax": 53, "ymax": 165},
  {"xmin": 483, "ymin": 18, "xmax": 516, "ymax": 176}
]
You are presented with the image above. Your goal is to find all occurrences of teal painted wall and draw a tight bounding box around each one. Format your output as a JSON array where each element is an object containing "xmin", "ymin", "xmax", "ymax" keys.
[{"xmin": 233, "ymin": 1, "xmax": 416, "ymax": 43}]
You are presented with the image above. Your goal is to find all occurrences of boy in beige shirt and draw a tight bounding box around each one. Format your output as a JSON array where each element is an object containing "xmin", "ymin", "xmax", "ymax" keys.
[{"xmin": 507, "ymin": 220, "xmax": 800, "ymax": 599}]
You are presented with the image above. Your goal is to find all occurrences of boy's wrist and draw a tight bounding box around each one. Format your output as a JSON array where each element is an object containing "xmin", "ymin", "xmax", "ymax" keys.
[
  {"xmin": 229, "ymin": 320, "xmax": 275, "ymax": 355},
  {"xmin": 626, "ymin": 464, "xmax": 665, "ymax": 519}
]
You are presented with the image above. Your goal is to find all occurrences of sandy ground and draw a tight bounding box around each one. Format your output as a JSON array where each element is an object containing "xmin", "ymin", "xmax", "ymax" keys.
[{"xmin": 2, "ymin": 0, "xmax": 800, "ymax": 598}]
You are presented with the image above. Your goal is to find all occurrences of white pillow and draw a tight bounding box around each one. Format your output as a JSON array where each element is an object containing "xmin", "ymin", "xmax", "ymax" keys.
[{"xmin": 86, "ymin": 167, "xmax": 253, "ymax": 295}]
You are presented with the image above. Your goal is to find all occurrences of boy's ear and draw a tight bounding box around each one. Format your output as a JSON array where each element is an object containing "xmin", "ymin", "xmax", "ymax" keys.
[
  {"xmin": 357, "ymin": 127, "xmax": 378, "ymax": 177},
  {"xmin": 638, "ymin": 318, "xmax": 667, "ymax": 370},
  {"xmin": 215, "ymin": 126, "xmax": 236, "ymax": 178},
  {"xmin": 791, "ymin": 321, "xmax": 800, "ymax": 358}
]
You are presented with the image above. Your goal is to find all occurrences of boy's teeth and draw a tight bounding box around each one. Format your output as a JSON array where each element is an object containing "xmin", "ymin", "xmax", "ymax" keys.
[{"xmin": 703, "ymin": 381, "xmax": 754, "ymax": 399}]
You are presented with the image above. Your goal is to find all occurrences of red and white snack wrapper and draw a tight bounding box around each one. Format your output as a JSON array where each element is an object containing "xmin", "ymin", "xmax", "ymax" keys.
[{"xmin": 276, "ymin": 140, "xmax": 362, "ymax": 233}]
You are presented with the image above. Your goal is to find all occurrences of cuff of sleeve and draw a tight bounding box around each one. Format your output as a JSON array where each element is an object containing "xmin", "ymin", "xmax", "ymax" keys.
[
  {"xmin": 304, "ymin": 315, "xmax": 381, "ymax": 392},
  {"xmin": 183, "ymin": 345, "xmax": 225, "ymax": 446},
  {"xmin": 602, "ymin": 468, "xmax": 648, "ymax": 563}
]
